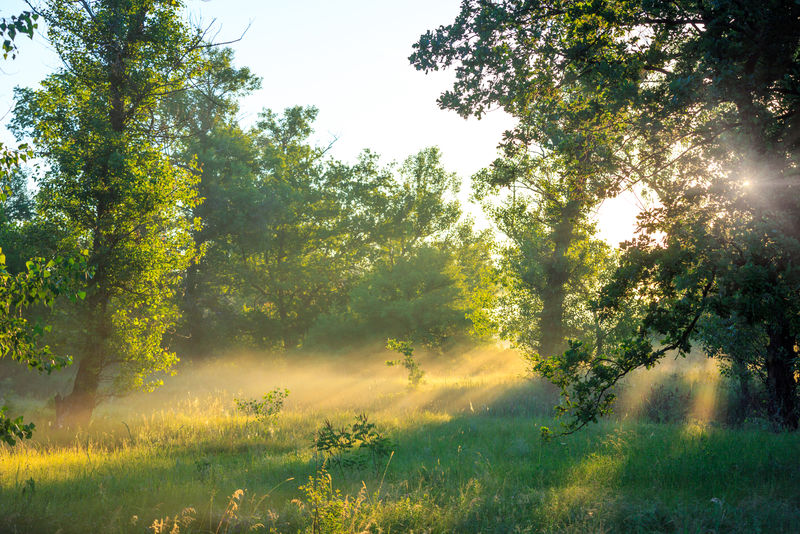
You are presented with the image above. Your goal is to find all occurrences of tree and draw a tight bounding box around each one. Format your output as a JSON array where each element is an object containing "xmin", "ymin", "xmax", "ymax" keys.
[
  {"xmin": 411, "ymin": 0, "xmax": 639, "ymax": 362},
  {"xmin": 412, "ymin": 0, "xmax": 800, "ymax": 430},
  {"xmin": 162, "ymin": 47, "xmax": 262, "ymax": 355},
  {"xmin": 0, "ymin": 8, "xmax": 89, "ymax": 444},
  {"xmin": 12, "ymin": 0, "xmax": 206, "ymax": 425},
  {"xmin": 221, "ymin": 106, "xmax": 361, "ymax": 349},
  {"xmin": 307, "ymin": 149, "xmax": 494, "ymax": 349},
  {"xmin": 310, "ymin": 245, "xmax": 470, "ymax": 348},
  {"xmin": 474, "ymin": 154, "xmax": 615, "ymax": 362},
  {"xmin": 365, "ymin": 147, "xmax": 461, "ymax": 267}
]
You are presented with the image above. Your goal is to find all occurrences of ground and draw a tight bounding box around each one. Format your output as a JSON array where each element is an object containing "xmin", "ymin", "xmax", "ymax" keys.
[{"xmin": 1, "ymin": 347, "xmax": 799, "ymax": 533}]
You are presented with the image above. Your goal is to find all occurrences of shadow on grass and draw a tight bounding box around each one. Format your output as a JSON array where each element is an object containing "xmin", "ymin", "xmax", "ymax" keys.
[
  {"xmin": 370, "ymin": 410, "xmax": 800, "ymax": 533},
  {"xmin": 3, "ymin": 375, "xmax": 800, "ymax": 533}
]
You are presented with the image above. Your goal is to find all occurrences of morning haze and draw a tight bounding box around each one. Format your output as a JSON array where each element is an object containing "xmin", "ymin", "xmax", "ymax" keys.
[{"xmin": 1, "ymin": 1, "xmax": 798, "ymax": 532}]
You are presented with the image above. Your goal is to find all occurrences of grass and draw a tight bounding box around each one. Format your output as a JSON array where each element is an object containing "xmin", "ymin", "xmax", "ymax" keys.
[{"xmin": 1, "ymin": 351, "xmax": 799, "ymax": 533}]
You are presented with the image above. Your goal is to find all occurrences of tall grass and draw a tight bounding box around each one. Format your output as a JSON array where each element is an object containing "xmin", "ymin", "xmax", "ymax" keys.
[{"xmin": 1, "ymin": 350, "xmax": 799, "ymax": 533}]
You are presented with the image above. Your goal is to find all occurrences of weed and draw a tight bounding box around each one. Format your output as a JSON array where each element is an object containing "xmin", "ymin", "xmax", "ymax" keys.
[
  {"xmin": 149, "ymin": 506, "xmax": 195, "ymax": 534},
  {"xmin": 215, "ymin": 489, "xmax": 244, "ymax": 534},
  {"xmin": 22, "ymin": 477, "xmax": 36, "ymax": 499},
  {"xmin": 298, "ymin": 466, "xmax": 371, "ymax": 534}
]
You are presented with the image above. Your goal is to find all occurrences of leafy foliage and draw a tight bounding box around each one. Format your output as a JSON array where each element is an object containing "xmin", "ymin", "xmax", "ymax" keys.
[
  {"xmin": 234, "ymin": 388, "xmax": 289, "ymax": 424},
  {"xmin": 306, "ymin": 150, "xmax": 495, "ymax": 350},
  {"xmin": 0, "ymin": 8, "xmax": 92, "ymax": 443},
  {"xmin": 231, "ymin": 106, "xmax": 359, "ymax": 348},
  {"xmin": 413, "ymin": 0, "xmax": 800, "ymax": 431},
  {"xmin": 385, "ymin": 339, "xmax": 424, "ymax": 388},
  {"xmin": 165, "ymin": 47, "xmax": 262, "ymax": 355},
  {"xmin": 10, "ymin": 0, "xmax": 207, "ymax": 422},
  {"xmin": 0, "ymin": 11, "xmax": 37, "ymax": 60},
  {"xmin": 298, "ymin": 466, "xmax": 371, "ymax": 534},
  {"xmin": 0, "ymin": 249, "xmax": 87, "ymax": 371},
  {"xmin": 0, "ymin": 239, "xmax": 89, "ymax": 444},
  {"xmin": 313, "ymin": 414, "xmax": 392, "ymax": 471},
  {"xmin": 475, "ymin": 165, "xmax": 618, "ymax": 361},
  {"xmin": 0, "ymin": 406, "xmax": 33, "ymax": 446}
]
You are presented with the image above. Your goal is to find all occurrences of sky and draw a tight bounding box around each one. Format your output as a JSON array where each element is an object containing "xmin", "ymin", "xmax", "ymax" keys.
[{"xmin": 0, "ymin": 0, "xmax": 641, "ymax": 245}]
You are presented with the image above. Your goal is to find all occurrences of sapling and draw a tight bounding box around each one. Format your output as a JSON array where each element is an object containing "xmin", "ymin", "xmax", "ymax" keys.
[
  {"xmin": 234, "ymin": 388, "xmax": 289, "ymax": 435},
  {"xmin": 386, "ymin": 338, "xmax": 424, "ymax": 388}
]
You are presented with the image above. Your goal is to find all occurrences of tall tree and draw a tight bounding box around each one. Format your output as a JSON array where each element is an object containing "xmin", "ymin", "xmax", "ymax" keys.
[
  {"xmin": 0, "ymin": 8, "xmax": 87, "ymax": 443},
  {"xmin": 474, "ymin": 153, "xmax": 614, "ymax": 361},
  {"xmin": 162, "ymin": 47, "xmax": 262, "ymax": 356},
  {"xmin": 227, "ymin": 106, "xmax": 357, "ymax": 348},
  {"xmin": 307, "ymin": 148, "xmax": 494, "ymax": 349},
  {"xmin": 411, "ymin": 2, "xmax": 633, "ymax": 375},
  {"xmin": 412, "ymin": 0, "xmax": 800, "ymax": 430},
  {"xmin": 12, "ymin": 0, "xmax": 206, "ymax": 425}
]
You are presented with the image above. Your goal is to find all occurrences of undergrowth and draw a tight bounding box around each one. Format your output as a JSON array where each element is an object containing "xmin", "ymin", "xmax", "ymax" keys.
[{"xmin": 1, "ymin": 371, "xmax": 799, "ymax": 533}]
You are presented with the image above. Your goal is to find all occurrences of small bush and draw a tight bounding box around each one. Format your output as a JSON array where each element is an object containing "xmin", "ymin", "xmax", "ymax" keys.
[
  {"xmin": 313, "ymin": 413, "xmax": 392, "ymax": 471},
  {"xmin": 718, "ymin": 374, "xmax": 768, "ymax": 427},
  {"xmin": 234, "ymin": 387, "xmax": 289, "ymax": 424},
  {"xmin": 298, "ymin": 466, "xmax": 372, "ymax": 534}
]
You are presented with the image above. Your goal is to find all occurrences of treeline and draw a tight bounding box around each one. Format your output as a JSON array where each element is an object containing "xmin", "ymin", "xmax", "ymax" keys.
[
  {"xmin": 0, "ymin": 8, "xmax": 497, "ymax": 425},
  {"xmin": 162, "ymin": 57, "xmax": 497, "ymax": 354}
]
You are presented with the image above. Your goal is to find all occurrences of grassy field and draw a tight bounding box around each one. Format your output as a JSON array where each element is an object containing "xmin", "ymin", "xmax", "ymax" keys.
[{"xmin": 2, "ymin": 348, "xmax": 799, "ymax": 533}]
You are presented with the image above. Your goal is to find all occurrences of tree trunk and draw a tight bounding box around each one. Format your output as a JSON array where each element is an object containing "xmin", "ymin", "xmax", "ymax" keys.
[
  {"xmin": 180, "ymin": 259, "xmax": 206, "ymax": 355},
  {"xmin": 57, "ymin": 350, "xmax": 102, "ymax": 428},
  {"xmin": 57, "ymin": 34, "xmax": 131, "ymax": 427},
  {"xmin": 539, "ymin": 286, "xmax": 567, "ymax": 358},
  {"xmin": 58, "ymin": 296, "xmax": 110, "ymax": 427},
  {"xmin": 537, "ymin": 199, "xmax": 579, "ymax": 358},
  {"xmin": 765, "ymin": 319, "xmax": 798, "ymax": 430}
]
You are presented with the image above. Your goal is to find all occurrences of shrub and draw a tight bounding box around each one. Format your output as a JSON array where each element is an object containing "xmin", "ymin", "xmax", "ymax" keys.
[
  {"xmin": 641, "ymin": 379, "xmax": 692, "ymax": 424},
  {"xmin": 298, "ymin": 466, "xmax": 372, "ymax": 534},
  {"xmin": 718, "ymin": 374, "xmax": 769, "ymax": 427},
  {"xmin": 234, "ymin": 387, "xmax": 289, "ymax": 424},
  {"xmin": 313, "ymin": 413, "xmax": 392, "ymax": 471}
]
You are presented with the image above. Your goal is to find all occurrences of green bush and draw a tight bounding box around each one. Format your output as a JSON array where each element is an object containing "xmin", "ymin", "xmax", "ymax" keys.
[
  {"xmin": 313, "ymin": 413, "xmax": 392, "ymax": 472},
  {"xmin": 234, "ymin": 388, "xmax": 289, "ymax": 426}
]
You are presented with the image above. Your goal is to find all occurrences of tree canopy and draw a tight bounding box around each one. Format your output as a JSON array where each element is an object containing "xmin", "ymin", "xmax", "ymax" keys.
[
  {"xmin": 413, "ymin": 0, "xmax": 800, "ymax": 431},
  {"xmin": 11, "ymin": 0, "xmax": 207, "ymax": 425}
]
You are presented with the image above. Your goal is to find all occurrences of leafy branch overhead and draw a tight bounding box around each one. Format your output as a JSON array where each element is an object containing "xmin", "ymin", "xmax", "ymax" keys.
[{"xmin": 0, "ymin": 11, "xmax": 37, "ymax": 60}]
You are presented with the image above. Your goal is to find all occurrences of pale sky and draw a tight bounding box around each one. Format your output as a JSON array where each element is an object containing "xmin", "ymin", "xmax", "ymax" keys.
[{"xmin": 0, "ymin": 0, "xmax": 639, "ymax": 245}]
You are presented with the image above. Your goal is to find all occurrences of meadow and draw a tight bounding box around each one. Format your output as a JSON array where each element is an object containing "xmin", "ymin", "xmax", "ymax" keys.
[{"xmin": 2, "ymin": 347, "xmax": 799, "ymax": 533}]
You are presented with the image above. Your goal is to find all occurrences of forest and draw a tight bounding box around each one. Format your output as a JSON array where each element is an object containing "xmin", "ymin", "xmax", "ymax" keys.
[{"xmin": 1, "ymin": 1, "xmax": 800, "ymax": 532}]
